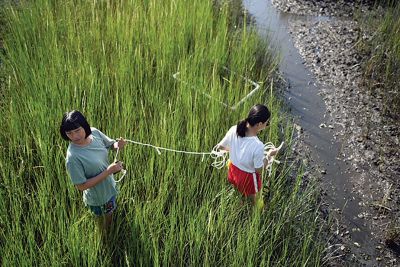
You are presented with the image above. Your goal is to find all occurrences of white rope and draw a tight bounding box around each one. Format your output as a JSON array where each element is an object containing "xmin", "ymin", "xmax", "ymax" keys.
[
  {"xmin": 114, "ymin": 139, "xmax": 215, "ymax": 183},
  {"xmin": 210, "ymin": 145, "xmax": 229, "ymax": 169},
  {"xmin": 113, "ymin": 138, "xmax": 283, "ymax": 182},
  {"xmin": 222, "ymin": 67, "xmax": 261, "ymax": 110},
  {"xmin": 172, "ymin": 67, "xmax": 261, "ymax": 110},
  {"xmin": 114, "ymin": 146, "xmax": 120, "ymax": 162},
  {"xmin": 125, "ymin": 139, "xmax": 211, "ymax": 156},
  {"xmin": 210, "ymin": 142, "xmax": 284, "ymax": 176},
  {"xmin": 114, "ymin": 146, "xmax": 127, "ymax": 183},
  {"xmin": 115, "ymin": 169, "xmax": 127, "ymax": 183},
  {"xmin": 173, "ymin": 72, "xmax": 231, "ymax": 108},
  {"xmin": 264, "ymin": 141, "xmax": 284, "ymax": 177}
]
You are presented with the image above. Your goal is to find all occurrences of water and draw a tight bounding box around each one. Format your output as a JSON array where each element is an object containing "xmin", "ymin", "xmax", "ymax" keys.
[{"xmin": 242, "ymin": 0, "xmax": 379, "ymax": 263}]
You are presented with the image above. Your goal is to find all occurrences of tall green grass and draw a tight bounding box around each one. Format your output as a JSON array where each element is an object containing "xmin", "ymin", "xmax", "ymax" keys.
[
  {"xmin": 0, "ymin": 0, "xmax": 323, "ymax": 266},
  {"xmin": 361, "ymin": 0, "xmax": 400, "ymax": 118}
]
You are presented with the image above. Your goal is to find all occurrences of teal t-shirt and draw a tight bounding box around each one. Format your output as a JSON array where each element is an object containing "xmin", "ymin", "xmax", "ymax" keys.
[{"xmin": 66, "ymin": 127, "xmax": 118, "ymax": 206}]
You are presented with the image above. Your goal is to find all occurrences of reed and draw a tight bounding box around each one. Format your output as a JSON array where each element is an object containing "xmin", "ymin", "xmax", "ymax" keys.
[
  {"xmin": 361, "ymin": 0, "xmax": 400, "ymax": 118},
  {"xmin": 0, "ymin": 0, "xmax": 323, "ymax": 265}
]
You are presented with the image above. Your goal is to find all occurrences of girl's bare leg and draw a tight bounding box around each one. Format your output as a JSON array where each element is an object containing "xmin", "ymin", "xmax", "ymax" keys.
[{"xmin": 97, "ymin": 212, "xmax": 113, "ymax": 241}]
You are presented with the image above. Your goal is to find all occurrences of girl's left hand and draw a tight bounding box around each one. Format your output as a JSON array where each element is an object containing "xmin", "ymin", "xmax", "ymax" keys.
[
  {"xmin": 268, "ymin": 148, "xmax": 279, "ymax": 157},
  {"xmin": 115, "ymin": 137, "xmax": 127, "ymax": 149}
]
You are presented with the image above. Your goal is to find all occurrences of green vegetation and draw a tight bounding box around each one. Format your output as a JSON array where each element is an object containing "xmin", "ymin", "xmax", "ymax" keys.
[
  {"xmin": 0, "ymin": 0, "xmax": 323, "ymax": 266},
  {"xmin": 361, "ymin": 1, "xmax": 400, "ymax": 118}
]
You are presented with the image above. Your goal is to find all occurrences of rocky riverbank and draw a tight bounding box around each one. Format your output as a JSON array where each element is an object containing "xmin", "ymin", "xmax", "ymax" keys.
[
  {"xmin": 271, "ymin": 0, "xmax": 400, "ymax": 265},
  {"xmin": 272, "ymin": 0, "xmax": 376, "ymax": 17}
]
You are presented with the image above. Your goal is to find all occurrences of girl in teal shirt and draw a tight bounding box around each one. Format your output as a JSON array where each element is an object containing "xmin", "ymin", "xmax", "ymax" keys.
[{"xmin": 60, "ymin": 110, "xmax": 126, "ymax": 237}]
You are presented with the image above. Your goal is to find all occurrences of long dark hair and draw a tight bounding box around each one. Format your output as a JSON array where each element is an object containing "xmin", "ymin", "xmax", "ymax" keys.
[
  {"xmin": 60, "ymin": 110, "xmax": 92, "ymax": 140},
  {"xmin": 236, "ymin": 104, "xmax": 270, "ymax": 137}
]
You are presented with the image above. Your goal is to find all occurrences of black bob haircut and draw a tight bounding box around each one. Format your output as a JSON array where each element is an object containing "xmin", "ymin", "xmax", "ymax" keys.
[{"xmin": 60, "ymin": 110, "xmax": 92, "ymax": 141}]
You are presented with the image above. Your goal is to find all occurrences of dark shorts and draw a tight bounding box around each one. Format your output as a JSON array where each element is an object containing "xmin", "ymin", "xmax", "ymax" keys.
[{"xmin": 88, "ymin": 196, "xmax": 116, "ymax": 216}]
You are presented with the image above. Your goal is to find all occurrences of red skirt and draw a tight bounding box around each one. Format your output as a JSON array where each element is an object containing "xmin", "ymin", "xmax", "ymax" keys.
[{"xmin": 228, "ymin": 162, "xmax": 261, "ymax": 196}]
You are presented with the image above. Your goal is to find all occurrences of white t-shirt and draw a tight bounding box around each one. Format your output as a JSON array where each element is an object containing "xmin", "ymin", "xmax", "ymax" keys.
[{"xmin": 218, "ymin": 125, "xmax": 264, "ymax": 173}]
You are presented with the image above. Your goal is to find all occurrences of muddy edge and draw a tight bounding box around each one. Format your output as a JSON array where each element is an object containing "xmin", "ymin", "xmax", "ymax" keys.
[{"xmin": 271, "ymin": 0, "xmax": 400, "ymax": 265}]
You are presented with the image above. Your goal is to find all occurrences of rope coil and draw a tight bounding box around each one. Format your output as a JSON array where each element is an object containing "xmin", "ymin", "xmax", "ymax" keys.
[
  {"xmin": 210, "ymin": 145, "xmax": 229, "ymax": 169},
  {"xmin": 264, "ymin": 141, "xmax": 284, "ymax": 176}
]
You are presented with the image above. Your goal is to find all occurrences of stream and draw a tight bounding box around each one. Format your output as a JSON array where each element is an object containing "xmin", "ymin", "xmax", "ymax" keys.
[{"xmin": 242, "ymin": 0, "xmax": 383, "ymax": 265}]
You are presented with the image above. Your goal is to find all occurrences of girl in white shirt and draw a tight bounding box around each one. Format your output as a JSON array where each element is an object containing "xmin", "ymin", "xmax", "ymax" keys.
[{"xmin": 216, "ymin": 104, "xmax": 277, "ymax": 204}]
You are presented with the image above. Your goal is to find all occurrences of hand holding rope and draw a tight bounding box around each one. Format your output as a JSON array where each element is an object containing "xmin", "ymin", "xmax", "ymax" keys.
[
  {"xmin": 264, "ymin": 141, "xmax": 284, "ymax": 176},
  {"xmin": 113, "ymin": 138, "xmax": 127, "ymax": 182}
]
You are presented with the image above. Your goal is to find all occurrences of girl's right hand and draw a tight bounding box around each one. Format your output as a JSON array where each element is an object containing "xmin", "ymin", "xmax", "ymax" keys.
[{"xmin": 107, "ymin": 161, "xmax": 124, "ymax": 174}]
